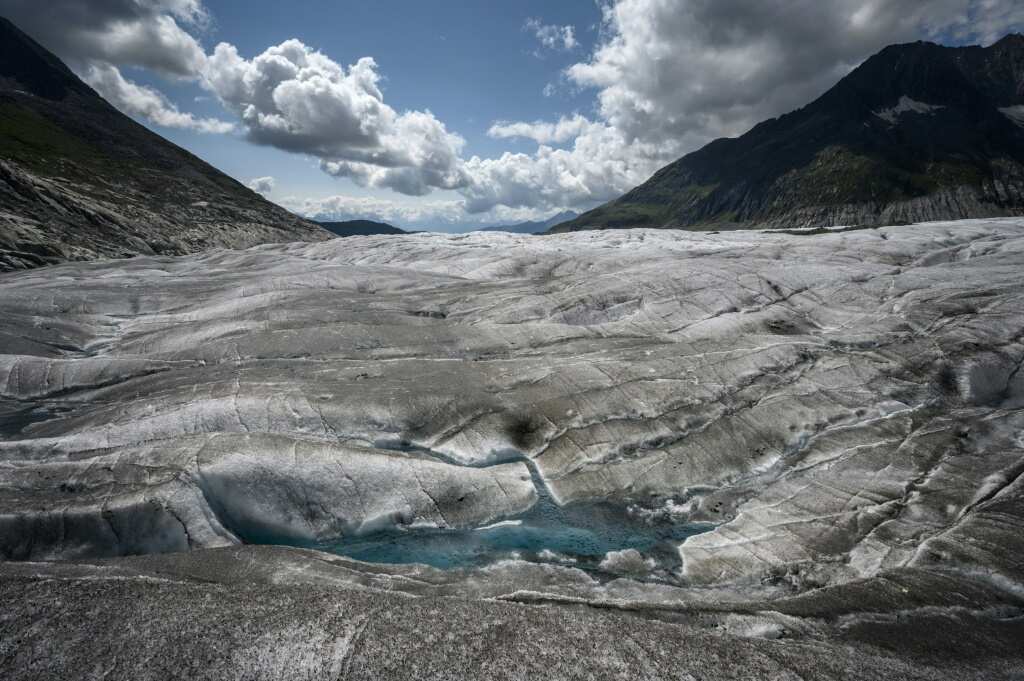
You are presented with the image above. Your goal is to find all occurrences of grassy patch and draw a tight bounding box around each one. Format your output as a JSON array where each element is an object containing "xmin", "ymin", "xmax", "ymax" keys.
[
  {"xmin": 592, "ymin": 202, "xmax": 672, "ymax": 228},
  {"xmin": 793, "ymin": 147, "xmax": 988, "ymax": 205},
  {"xmin": 0, "ymin": 103, "xmax": 106, "ymax": 172}
]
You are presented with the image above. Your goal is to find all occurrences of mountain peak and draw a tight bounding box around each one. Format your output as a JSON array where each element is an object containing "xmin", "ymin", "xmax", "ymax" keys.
[
  {"xmin": 317, "ymin": 220, "xmax": 406, "ymax": 237},
  {"xmin": 993, "ymin": 32, "xmax": 1024, "ymax": 48},
  {"xmin": 554, "ymin": 36, "xmax": 1024, "ymax": 234},
  {"xmin": 482, "ymin": 210, "xmax": 580, "ymax": 234},
  {"xmin": 0, "ymin": 16, "xmax": 94, "ymax": 101},
  {"xmin": 0, "ymin": 15, "xmax": 328, "ymax": 270}
]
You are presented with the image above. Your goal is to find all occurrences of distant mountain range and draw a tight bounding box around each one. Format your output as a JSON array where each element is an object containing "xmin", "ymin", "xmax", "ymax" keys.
[
  {"xmin": 0, "ymin": 16, "xmax": 328, "ymax": 271},
  {"xmin": 318, "ymin": 220, "xmax": 407, "ymax": 237},
  {"xmin": 480, "ymin": 210, "xmax": 579, "ymax": 234},
  {"xmin": 553, "ymin": 35, "xmax": 1024, "ymax": 233}
]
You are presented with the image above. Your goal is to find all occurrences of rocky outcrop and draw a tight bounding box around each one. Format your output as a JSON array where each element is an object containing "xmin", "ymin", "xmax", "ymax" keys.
[
  {"xmin": 0, "ymin": 159, "xmax": 328, "ymax": 270},
  {"xmin": 2, "ymin": 546, "xmax": 1023, "ymax": 680}
]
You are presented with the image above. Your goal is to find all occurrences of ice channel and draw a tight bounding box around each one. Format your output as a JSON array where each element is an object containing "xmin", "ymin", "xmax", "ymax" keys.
[{"xmin": 279, "ymin": 446, "xmax": 712, "ymax": 576}]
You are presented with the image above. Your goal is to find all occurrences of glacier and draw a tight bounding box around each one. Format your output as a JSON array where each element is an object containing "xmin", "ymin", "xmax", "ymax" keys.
[{"xmin": 1, "ymin": 219, "xmax": 1023, "ymax": 679}]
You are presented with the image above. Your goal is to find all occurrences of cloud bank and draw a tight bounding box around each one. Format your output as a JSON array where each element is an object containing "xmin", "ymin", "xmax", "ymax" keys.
[
  {"xmin": 1, "ymin": 0, "xmax": 230, "ymax": 132},
  {"xmin": 204, "ymin": 40, "xmax": 469, "ymax": 196},
  {"xmin": 4, "ymin": 0, "xmax": 1024, "ymax": 221},
  {"xmin": 2, "ymin": 0, "xmax": 209, "ymax": 76},
  {"xmin": 84, "ymin": 63, "xmax": 233, "ymax": 133},
  {"xmin": 469, "ymin": 0, "xmax": 1024, "ymax": 214},
  {"xmin": 568, "ymin": 0, "xmax": 1024, "ymax": 150}
]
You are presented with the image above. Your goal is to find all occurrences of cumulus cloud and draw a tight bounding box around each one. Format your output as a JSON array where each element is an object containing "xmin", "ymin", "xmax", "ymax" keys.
[
  {"xmin": 279, "ymin": 194, "xmax": 567, "ymax": 230},
  {"xmin": 247, "ymin": 176, "xmax": 275, "ymax": 195},
  {"xmin": 469, "ymin": 0, "xmax": 1024, "ymax": 215},
  {"xmin": 567, "ymin": 0, "xmax": 1024, "ymax": 148},
  {"xmin": 248, "ymin": 0, "xmax": 1024, "ymax": 217},
  {"xmin": 83, "ymin": 63, "xmax": 233, "ymax": 133},
  {"xmin": 462, "ymin": 120, "xmax": 662, "ymax": 213},
  {"xmin": 525, "ymin": 18, "xmax": 578, "ymax": 51},
  {"xmin": 487, "ymin": 114, "xmax": 591, "ymax": 145},
  {"xmin": 7, "ymin": 0, "xmax": 1024, "ymax": 218},
  {"xmin": 0, "ymin": 0, "xmax": 227, "ymax": 134},
  {"xmin": 280, "ymin": 194, "xmax": 463, "ymax": 225},
  {"xmin": 950, "ymin": 1, "xmax": 1024, "ymax": 44},
  {"xmin": 204, "ymin": 40, "xmax": 468, "ymax": 196},
  {"xmin": 0, "ymin": 0, "xmax": 209, "ymax": 77}
]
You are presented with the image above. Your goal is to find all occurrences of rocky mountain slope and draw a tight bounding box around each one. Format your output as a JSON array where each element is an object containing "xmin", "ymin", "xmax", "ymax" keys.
[
  {"xmin": 318, "ymin": 219, "xmax": 407, "ymax": 237},
  {"xmin": 0, "ymin": 16, "xmax": 329, "ymax": 271},
  {"xmin": 554, "ymin": 35, "xmax": 1024, "ymax": 233},
  {"xmin": 1, "ymin": 218, "xmax": 1022, "ymax": 677}
]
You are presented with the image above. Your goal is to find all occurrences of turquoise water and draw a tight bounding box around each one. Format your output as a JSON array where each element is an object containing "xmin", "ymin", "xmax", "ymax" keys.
[
  {"xmin": 310, "ymin": 450, "xmax": 712, "ymax": 573},
  {"xmin": 314, "ymin": 503, "xmax": 709, "ymax": 570}
]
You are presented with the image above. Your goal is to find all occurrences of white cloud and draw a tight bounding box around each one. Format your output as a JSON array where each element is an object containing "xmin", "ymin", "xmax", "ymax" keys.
[
  {"xmin": 279, "ymin": 194, "xmax": 571, "ymax": 230},
  {"xmin": 471, "ymin": 0, "xmax": 1024, "ymax": 215},
  {"xmin": 487, "ymin": 114, "xmax": 591, "ymax": 145},
  {"xmin": 7, "ymin": 0, "xmax": 1024, "ymax": 219},
  {"xmin": 567, "ymin": 0, "xmax": 1024, "ymax": 148},
  {"xmin": 83, "ymin": 63, "xmax": 234, "ymax": 133},
  {"xmin": 461, "ymin": 120, "xmax": 662, "ymax": 213},
  {"xmin": 203, "ymin": 40, "xmax": 468, "ymax": 196},
  {"xmin": 281, "ymin": 194, "xmax": 464, "ymax": 226},
  {"xmin": 525, "ymin": 18, "xmax": 578, "ymax": 51},
  {"xmin": 247, "ymin": 176, "xmax": 275, "ymax": 194},
  {"xmin": 1, "ymin": 0, "xmax": 226, "ymax": 134},
  {"xmin": 1, "ymin": 0, "xmax": 209, "ymax": 77}
]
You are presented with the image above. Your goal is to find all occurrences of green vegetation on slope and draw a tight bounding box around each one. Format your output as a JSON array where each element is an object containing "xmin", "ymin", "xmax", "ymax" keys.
[{"xmin": 0, "ymin": 103, "xmax": 106, "ymax": 172}]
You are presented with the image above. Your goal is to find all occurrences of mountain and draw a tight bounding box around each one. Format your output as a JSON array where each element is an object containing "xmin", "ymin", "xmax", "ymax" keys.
[
  {"xmin": 552, "ymin": 36, "xmax": 1024, "ymax": 233},
  {"xmin": 0, "ymin": 16, "xmax": 329, "ymax": 271},
  {"xmin": 318, "ymin": 219, "xmax": 407, "ymax": 237},
  {"xmin": 481, "ymin": 210, "xmax": 579, "ymax": 234}
]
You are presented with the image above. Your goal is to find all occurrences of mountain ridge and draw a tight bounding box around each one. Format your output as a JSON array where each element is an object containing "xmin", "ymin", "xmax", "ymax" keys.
[
  {"xmin": 480, "ymin": 210, "xmax": 579, "ymax": 234},
  {"xmin": 0, "ymin": 15, "xmax": 329, "ymax": 271},
  {"xmin": 552, "ymin": 35, "xmax": 1024, "ymax": 233},
  {"xmin": 318, "ymin": 219, "xmax": 407, "ymax": 237}
]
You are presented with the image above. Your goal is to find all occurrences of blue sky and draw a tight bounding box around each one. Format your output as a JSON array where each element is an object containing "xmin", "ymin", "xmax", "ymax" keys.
[
  {"xmin": 136, "ymin": 1, "xmax": 602, "ymax": 227},
  {"xmin": 4, "ymin": 0, "xmax": 1023, "ymax": 230},
  {"xmin": 153, "ymin": 1, "xmax": 598, "ymax": 175}
]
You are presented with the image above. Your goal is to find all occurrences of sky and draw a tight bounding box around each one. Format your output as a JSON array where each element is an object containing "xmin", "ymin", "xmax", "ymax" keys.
[{"xmin": 2, "ymin": 0, "xmax": 1024, "ymax": 231}]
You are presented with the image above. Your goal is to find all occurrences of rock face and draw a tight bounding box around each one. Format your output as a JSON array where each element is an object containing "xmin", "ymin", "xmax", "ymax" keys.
[
  {"xmin": 3, "ymin": 547, "xmax": 1024, "ymax": 681},
  {"xmin": 1, "ymin": 219, "xmax": 1023, "ymax": 678},
  {"xmin": 554, "ymin": 35, "xmax": 1024, "ymax": 233},
  {"xmin": 0, "ymin": 17, "xmax": 329, "ymax": 271}
]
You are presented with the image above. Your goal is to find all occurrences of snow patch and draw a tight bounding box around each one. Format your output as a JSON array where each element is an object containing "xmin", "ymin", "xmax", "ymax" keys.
[
  {"xmin": 536, "ymin": 549, "xmax": 577, "ymax": 564},
  {"xmin": 873, "ymin": 96, "xmax": 945, "ymax": 125},
  {"xmin": 598, "ymin": 548, "xmax": 656, "ymax": 575},
  {"xmin": 999, "ymin": 105, "xmax": 1024, "ymax": 128},
  {"xmin": 476, "ymin": 519, "xmax": 523, "ymax": 531}
]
